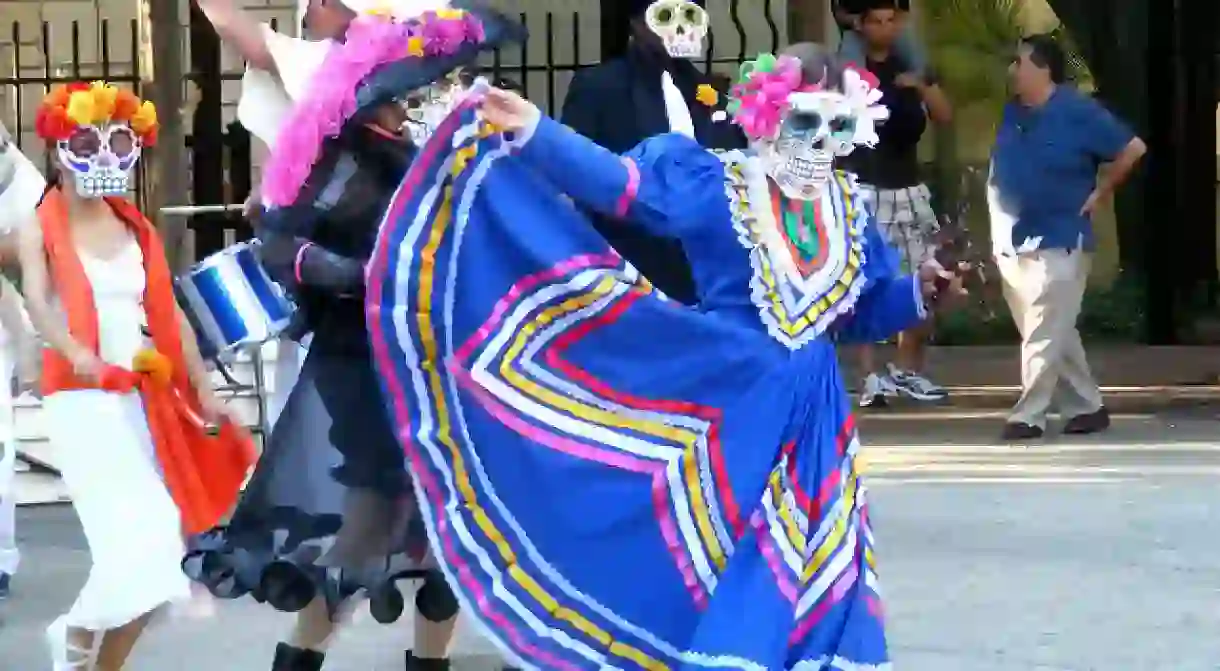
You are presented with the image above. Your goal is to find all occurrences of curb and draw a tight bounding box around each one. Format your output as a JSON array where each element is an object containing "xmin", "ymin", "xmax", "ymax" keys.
[{"xmin": 856, "ymin": 386, "xmax": 1220, "ymax": 413}]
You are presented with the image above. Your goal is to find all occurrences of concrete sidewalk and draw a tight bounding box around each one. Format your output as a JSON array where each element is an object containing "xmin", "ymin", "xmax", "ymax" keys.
[{"xmin": 846, "ymin": 345, "xmax": 1220, "ymax": 410}]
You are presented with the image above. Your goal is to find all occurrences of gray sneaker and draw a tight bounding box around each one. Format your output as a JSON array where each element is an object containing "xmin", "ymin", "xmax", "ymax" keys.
[
  {"xmin": 858, "ymin": 372, "xmax": 897, "ymax": 408},
  {"xmin": 886, "ymin": 364, "xmax": 947, "ymax": 401}
]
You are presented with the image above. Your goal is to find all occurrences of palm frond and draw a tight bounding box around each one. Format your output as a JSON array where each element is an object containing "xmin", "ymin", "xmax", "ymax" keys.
[
  {"xmin": 921, "ymin": 0, "xmax": 1024, "ymax": 108},
  {"xmin": 922, "ymin": 0, "xmax": 1093, "ymax": 105}
]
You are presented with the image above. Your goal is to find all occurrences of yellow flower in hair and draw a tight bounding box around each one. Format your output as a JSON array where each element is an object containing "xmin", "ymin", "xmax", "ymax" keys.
[
  {"xmin": 435, "ymin": 8, "xmax": 464, "ymax": 19},
  {"xmin": 695, "ymin": 84, "xmax": 718, "ymax": 107},
  {"xmin": 89, "ymin": 81, "xmax": 118, "ymax": 121},
  {"xmin": 406, "ymin": 36, "xmax": 425, "ymax": 57},
  {"xmin": 130, "ymin": 100, "xmax": 158, "ymax": 134},
  {"xmin": 365, "ymin": 5, "xmax": 393, "ymax": 19},
  {"xmin": 65, "ymin": 90, "xmax": 97, "ymax": 126}
]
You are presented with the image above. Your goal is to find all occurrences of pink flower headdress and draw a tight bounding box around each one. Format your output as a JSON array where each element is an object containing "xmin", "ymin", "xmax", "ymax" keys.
[
  {"xmin": 261, "ymin": 9, "xmax": 485, "ymax": 208},
  {"xmin": 726, "ymin": 52, "xmax": 888, "ymax": 146}
]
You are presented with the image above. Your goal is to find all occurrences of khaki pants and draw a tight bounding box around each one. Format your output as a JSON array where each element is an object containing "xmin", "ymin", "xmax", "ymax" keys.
[{"xmin": 996, "ymin": 249, "xmax": 1104, "ymax": 428}]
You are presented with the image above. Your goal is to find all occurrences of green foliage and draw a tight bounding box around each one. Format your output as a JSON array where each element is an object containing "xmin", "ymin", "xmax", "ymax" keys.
[
  {"xmin": 1076, "ymin": 272, "xmax": 1147, "ymax": 341},
  {"xmin": 932, "ymin": 272, "xmax": 1148, "ymax": 344},
  {"xmin": 922, "ymin": 0, "xmax": 1025, "ymax": 114},
  {"xmin": 933, "ymin": 297, "xmax": 1019, "ymax": 345},
  {"xmin": 920, "ymin": 0, "xmax": 1091, "ymax": 115}
]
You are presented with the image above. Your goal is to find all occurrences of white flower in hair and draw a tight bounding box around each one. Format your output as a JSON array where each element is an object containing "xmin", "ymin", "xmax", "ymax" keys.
[{"xmin": 841, "ymin": 66, "xmax": 889, "ymax": 148}]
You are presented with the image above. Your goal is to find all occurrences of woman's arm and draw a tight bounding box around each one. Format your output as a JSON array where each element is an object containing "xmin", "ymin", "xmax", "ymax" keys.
[
  {"xmin": 0, "ymin": 278, "xmax": 37, "ymax": 385},
  {"xmin": 0, "ymin": 231, "xmax": 18, "ymax": 266},
  {"xmin": 831, "ymin": 209, "xmax": 928, "ymax": 343},
  {"xmin": 482, "ymin": 88, "xmax": 726, "ymax": 238},
  {"xmin": 258, "ymin": 220, "xmax": 365, "ymax": 296},
  {"xmin": 509, "ymin": 115, "xmax": 725, "ymax": 238},
  {"xmin": 193, "ymin": 0, "xmax": 277, "ymax": 72},
  {"xmin": 16, "ymin": 217, "xmax": 96, "ymax": 371},
  {"xmin": 175, "ymin": 306, "xmax": 214, "ymax": 396}
]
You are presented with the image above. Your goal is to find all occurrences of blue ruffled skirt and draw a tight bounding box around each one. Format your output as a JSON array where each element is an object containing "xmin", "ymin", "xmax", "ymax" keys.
[{"xmin": 363, "ymin": 107, "xmax": 889, "ymax": 669}]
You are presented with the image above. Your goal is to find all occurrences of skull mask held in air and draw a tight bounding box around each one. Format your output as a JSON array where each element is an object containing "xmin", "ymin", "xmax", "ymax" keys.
[{"xmin": 644, "ymin": 0, "xmax": 708, "ymax": 59}]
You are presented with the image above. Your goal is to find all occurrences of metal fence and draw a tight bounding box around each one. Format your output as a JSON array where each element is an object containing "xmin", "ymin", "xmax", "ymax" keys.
[{"xmin": 1, "ymin": 2, "xmax": 781, "ymax": 259}]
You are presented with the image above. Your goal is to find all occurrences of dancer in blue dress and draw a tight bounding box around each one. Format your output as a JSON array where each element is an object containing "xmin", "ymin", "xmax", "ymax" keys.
[{"xmin": 367, "ymin": 42, "xmax": 961, "ymax": 669}]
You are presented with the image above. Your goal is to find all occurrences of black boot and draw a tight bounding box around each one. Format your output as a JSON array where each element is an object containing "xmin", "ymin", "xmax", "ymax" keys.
[
  {"xmin": 405, "ymin": 650, "xmax": 450, "ymax": 670},
  {"xmin": 272, "ymin": 643, "xmax": 325, "ymax": 671}
]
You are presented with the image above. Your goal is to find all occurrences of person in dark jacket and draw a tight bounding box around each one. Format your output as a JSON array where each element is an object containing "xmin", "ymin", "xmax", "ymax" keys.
[
  {"xmin": 184, "ymin": 5, "xmax": 525, "ymax": 671},
  {"xmin": 560, "ymin": 0, "xmax": 745, "ymax": 304}
]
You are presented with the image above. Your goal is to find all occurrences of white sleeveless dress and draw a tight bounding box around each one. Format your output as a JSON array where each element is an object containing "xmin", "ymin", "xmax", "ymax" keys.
[{"xmin": 44, "ymin": 240, "xmax": 191, "ymax": 631}]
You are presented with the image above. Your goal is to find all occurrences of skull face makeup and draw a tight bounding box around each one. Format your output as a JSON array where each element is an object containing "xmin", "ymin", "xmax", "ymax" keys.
[
  {"xmin": 644, "ymin": 0, "xmax": 708, "ymax": 59},
  {"xmin": 33, "ymin": 81, "xmax": 158, "ymax": 199},
  {"xmin": 763, "ymin": 92, "xmax": 859, "ymax": 200},
  {"xmin": 728, "ymin": 52, "xmax": 887, "ymax": 200},
  {"xmin": 398, "ymin": 77, "xmax": 462, "ymax": 145},
  {"xmin": 59, "ymin": 123, "xmax": 141, "ymax": 198}
]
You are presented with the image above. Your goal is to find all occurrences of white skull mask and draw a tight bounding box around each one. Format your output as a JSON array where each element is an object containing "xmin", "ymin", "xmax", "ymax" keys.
[
  {"xmin": 761, "ymin": 91, "xmax": 858, "ymax": 200},
  {"xmin": 58, "ymin": 122, "xmax": 140, "ymax": 198},
  {"xmin": 399, "ymin": 79, "xmax": 462, "ymax": 146},
  {"xmin": 645, "ymin": 0, "xmax": 708, "ymax": 59}
]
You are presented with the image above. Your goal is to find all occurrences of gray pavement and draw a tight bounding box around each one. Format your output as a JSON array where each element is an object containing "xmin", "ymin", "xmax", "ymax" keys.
[{"xmin": 2, "ymin": 413, "xmax": 1219, "ymax": 669}]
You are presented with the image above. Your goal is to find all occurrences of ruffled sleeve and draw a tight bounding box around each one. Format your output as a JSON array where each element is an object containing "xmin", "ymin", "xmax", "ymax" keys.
[{"xmin": 511, "ymin": 116, "xmax": 728, "ymax": 238}]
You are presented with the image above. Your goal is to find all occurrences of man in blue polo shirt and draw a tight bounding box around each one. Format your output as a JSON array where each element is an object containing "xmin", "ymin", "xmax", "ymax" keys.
[{"xmin": 989, "ymin": 34, "xmax": 1146, "ymax": 441}]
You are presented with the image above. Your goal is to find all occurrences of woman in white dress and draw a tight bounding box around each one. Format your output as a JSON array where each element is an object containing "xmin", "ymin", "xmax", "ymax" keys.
[{"xmin": 17, "ymin": 82, "xmax": 255, "ymax": 670}]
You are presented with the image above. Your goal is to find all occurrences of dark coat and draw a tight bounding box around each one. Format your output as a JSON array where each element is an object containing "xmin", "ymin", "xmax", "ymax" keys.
[
  {"xmin": 259, "ymin": 127, "xmax": 414, "ymax": 353},
  {"xmin": 560, "ymin": 47, "xmax": 745, "ymax": 304}
]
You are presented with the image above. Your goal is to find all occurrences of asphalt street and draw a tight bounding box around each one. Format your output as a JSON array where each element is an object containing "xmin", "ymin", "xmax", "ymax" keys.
[{"xmin": 2, "ymin": 413, "xmax": 1218, "ymax": 670}]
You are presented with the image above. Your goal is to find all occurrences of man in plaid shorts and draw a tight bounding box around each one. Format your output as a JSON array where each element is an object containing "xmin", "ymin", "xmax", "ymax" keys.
[{"xmin": 842, "ymin": 0, "xmax": 954, "ymax": 406}]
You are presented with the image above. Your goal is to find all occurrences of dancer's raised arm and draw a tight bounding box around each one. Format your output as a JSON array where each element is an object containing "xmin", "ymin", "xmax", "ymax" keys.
[
  {"xmin": 193, "ymin": 0, "xmax": 278, "ymax": 72},
  {"xmin": 481, "ymin": 87, "xmax": 727, "ymax": 238}
]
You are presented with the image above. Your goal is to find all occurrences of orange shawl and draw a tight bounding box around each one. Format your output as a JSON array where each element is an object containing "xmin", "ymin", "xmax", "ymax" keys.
[{"xmin": 38, "ymin": 188, "xmax": 255, "ymax": 535}]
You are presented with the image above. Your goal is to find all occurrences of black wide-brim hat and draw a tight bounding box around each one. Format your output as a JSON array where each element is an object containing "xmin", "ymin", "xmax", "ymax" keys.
[{"xmin": 351, "ymin": 0, "xmax": 526, "ymax": 123}]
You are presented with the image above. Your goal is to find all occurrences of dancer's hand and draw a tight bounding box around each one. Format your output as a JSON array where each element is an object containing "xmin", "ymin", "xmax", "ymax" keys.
[
  {"xmin": 199, "ymin": 391, "xmax": 242, "ymax": 427},
  {"xmin": 242, "ymin": 184, "xmax": 262, "ymax": 220},
  {"xmin": 478, "ymin": 87, "xmax": 541, "ymax": 135},
  {"xmin": 918, "ymin": 259, "xmax": 967, "ymax": 306},
  {"xmin": 66, "ymin": 345, "xmax": 103, "ymax": 382}
]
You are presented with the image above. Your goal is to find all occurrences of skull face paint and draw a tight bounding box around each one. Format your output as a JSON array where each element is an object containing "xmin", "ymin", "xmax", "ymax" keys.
[
  {"xmin": 398, "ymin": 77, "xmax": 463, "ymax": 145},
  {"xmin": 644, "ymin": 0, "xmax": 708, "ymax": 59},
  {"xmin": 58, "ymin": 123, "xmax": 141, "ymax": 198},
  {"xmin": 762, "ymin": 91, "xmax": 859, "ymax": 200}
]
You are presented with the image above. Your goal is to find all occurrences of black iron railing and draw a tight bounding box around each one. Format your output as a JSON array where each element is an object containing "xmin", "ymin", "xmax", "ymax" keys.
[{"xmin": 1, "ymin": 2, "xmax": 780, "ymax": 258}]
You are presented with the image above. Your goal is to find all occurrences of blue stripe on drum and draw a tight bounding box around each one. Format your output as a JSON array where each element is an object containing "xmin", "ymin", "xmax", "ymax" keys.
[
  {"xmin": 174, "ymin": 281, "xmax": 220, "ymax": 360},
  {"xmin": 188, "ymin": 262, "xmax": 253, "ymax": 350},
  {"xmin": 176, "ymin": 275, "xmax": 230, "ymax": 360},
  {"xmin": 233, "ymin": 245, "xmax": 293, "ymax": 331}
]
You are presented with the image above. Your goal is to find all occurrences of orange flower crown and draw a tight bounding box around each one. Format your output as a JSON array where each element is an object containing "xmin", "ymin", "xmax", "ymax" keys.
[{"xmin": 34, "ymin": 81, "xmax": 158, "ymax": 146}]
